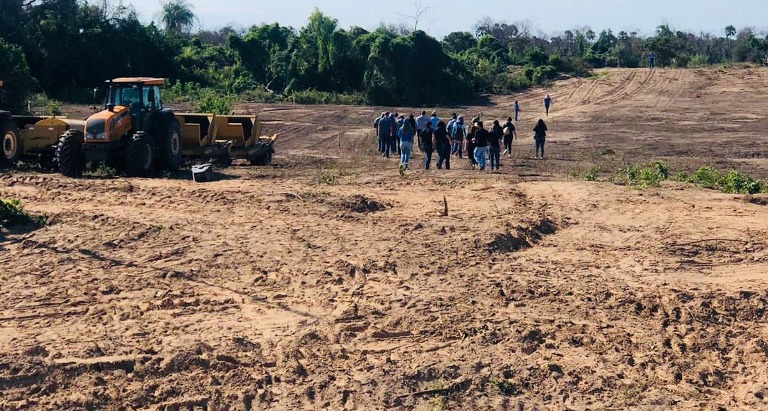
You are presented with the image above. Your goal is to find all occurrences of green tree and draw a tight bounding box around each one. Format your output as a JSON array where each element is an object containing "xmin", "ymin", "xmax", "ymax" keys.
[
  {"xmin": 725, "ymin": 25, "xmax": 736, "ymax": 40},
  {"xmin": 442, "ymin": 31, "xmax": 477, "ymax": 54},
  {"xmin": 0, "ymin": 38, "xmax": 36, "ymax": 112}
]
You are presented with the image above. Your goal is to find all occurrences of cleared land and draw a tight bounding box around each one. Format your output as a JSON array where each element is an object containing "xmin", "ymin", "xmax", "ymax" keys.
[{"xmin": 1, "ymin": 67, "xmax": 768, "ymax": 410}]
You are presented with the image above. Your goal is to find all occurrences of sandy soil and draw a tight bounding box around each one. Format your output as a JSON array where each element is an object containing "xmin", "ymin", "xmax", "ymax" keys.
[{"xmin": 1, "ymin": 67, "xmax": 768, "ymax": 410}]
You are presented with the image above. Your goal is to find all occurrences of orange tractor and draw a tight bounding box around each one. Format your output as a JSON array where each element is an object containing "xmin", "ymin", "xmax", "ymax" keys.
[{"xmin": 56, "ymin": 77, "xmax": 276, "ymax": 177}]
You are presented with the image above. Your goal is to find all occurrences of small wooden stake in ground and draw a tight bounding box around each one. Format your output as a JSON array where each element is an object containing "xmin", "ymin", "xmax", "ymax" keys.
[{"xmin": 442, "ymin": 195, "xmax": 448, "ymax": 216}]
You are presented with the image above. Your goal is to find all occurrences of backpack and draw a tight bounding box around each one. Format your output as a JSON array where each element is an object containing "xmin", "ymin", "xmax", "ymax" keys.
[{"xmin": 503, "ymin": 126, "xmax": 512, "ymax": 136}]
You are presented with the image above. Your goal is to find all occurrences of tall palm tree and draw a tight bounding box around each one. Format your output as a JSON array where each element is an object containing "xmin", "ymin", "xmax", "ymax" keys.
[
  {"xmin": 724, "ymin": 25, "xmax": 736, "ymax": 40},
  {"xmin": 160, "ymin": 0, "xmax": 195, "ymax": 36}
]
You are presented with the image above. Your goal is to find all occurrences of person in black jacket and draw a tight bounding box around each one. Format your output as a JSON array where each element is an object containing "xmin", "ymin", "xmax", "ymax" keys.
[
  {"xmin": 533, "ymin": 119, "xmax": 548, "ymax": 159},
  {"xmin": 502, "ymin": 117, "xmax": 516, "ymax": 157},
  {"xmin": 488, "ymin": 120, "xmax": 503, "ymax": 170},
  {"xmin": 473, "ymin": 121, "xmax": 490, "ymax": 170},
  {"xmin": 434, "ymin": 121, "xmax": 451, "ymax": 169},
  {"xmin": 419, "ymin": 121, "xmax": 435, "ymax": 169}
]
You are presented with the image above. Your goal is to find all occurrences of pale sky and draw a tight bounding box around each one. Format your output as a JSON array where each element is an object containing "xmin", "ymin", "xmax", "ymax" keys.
[{"xmin": 111, "ymin": 0, "xmax": 768, "ymax": 38}]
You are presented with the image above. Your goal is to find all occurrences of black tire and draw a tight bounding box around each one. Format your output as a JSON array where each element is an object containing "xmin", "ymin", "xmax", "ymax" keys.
[
  {"xmin": 1, "ymin": 119, "xmax": 22, "ymax": 166},
  {"xmin": 248, "ymin": 142, "xmax": 273, "ymax": 166},
  {"xmin": 216, "ymin": 150, "xmax": 232, "ymax": 167},
  {"xmin": 125, "ymin": 132, "xmax": 154, "ymax": 177},
  {"xmin": 158, "ymin": 119, "xmax": 182, "ymax": 170},
  {"xmin": 39, "ymin": 151, "xmax": 57, "ymax": 171},
  {"xmin": 57, "ymin": 129, "xmax": 85, "ymax": 177}
]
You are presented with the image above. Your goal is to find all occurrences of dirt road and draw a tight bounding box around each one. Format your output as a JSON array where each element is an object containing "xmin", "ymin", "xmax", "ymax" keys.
[{"xmin": 1, "ymin": 67, "xmax": 768, "ymax": 410}]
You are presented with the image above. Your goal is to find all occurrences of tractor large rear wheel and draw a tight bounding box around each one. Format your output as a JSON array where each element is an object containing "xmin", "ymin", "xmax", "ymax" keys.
[
  {"xmin": 57, "ymin": 129, "xmax": 85, "ymax": 177},
  {"xmin": 125, "ymin": 132, "xmax": 154, "ymax": 177},
  {"xmin": 158, "ymin": 119, "xmax": 182, "ymax": 170},
  {"xmin": 1, "ymin": 119, "xmax": 22, "ymax": 166}
]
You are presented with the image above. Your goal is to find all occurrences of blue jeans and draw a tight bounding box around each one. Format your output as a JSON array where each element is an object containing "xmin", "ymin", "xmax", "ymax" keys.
[
  {"xmin": 474, "ymin": 146, "xmax": 488, "ymax": 170},
  {"xmin": 451, "ymin": 140, "xmax": 462, "ymax": 157},
  {"xmin": 489, "ymin": 147, "xmax": 500, "ymax": 169},
  {"xmin": 400, "ymin": 141, "xmax": 413, "ymax": 166}
]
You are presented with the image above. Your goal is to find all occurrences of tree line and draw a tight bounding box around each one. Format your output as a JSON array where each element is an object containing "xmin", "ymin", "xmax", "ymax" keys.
[{"xmin": 1, "ymin": 0, "xmax": 767, "ymax": 113}]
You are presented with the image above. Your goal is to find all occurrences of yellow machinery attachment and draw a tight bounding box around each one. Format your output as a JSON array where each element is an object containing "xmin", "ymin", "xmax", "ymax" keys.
[
  {"xmin": 175, "ymin": 113, "xmax": 214, "ymax": 156},
  {"xmin": 176, "ymin": 113, "xmax": 275, "ymax": 165}
]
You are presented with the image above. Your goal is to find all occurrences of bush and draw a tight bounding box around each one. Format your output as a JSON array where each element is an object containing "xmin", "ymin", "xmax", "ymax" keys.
[
  {"xmin": 290, "ymin": 90, "xmax": 366, "ymax": 105},
  {"xmin": 0, "ymin": 199, "xmax": 45, "ymax": 228},
  {"xmin": 683, "ymin": 167, "xmax": 766, "ymax": 194},
  {"xmin": 616, "ymin": 160, "xmax": 669, "ymax": 188},
  {"xmin": 194, "ymin": 90, "xmax": 232, "ymax": 114},
  {"xmin": 582, "ymin": 166, "xmax": 599, "ymax": 181}
]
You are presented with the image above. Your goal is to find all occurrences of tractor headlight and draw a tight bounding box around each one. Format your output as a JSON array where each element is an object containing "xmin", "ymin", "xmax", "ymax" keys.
[{"xmin": 86, "ymin": 132, "xmax": 106, "ymax": 140}]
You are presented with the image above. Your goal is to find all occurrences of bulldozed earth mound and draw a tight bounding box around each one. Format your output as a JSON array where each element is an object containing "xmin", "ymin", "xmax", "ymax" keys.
[{"xmin": 2, "ymin": 66, "xmax": 768, "ymax": 410}]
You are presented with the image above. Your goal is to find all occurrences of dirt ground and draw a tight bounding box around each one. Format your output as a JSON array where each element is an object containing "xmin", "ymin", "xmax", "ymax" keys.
[{"xmin": 2, "ymin": 67, "xmax": 768, "ymax": 410}]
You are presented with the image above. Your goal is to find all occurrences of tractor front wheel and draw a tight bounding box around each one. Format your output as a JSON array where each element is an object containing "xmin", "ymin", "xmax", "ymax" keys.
[
  {"xmin": 125, "ymin": 132, "xmax": 154, "ymax": 177},
  {"xmin": 57, "ymin": 129, "xmax": 85, "ymax": 177}
]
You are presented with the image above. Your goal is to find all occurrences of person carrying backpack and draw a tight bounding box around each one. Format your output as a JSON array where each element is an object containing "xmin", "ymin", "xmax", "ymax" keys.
[
  {"xmin": 451, "ymin": 116, "xmax": 465, "ymax": 159},
  {"xmin": 502, "ymin": 117, "xmax": 516, "ymax": 157}
]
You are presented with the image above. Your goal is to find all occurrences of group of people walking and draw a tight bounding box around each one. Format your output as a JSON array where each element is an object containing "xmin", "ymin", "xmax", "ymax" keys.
[{"xmin": 373, "ymin": 97, "xmax": 552, "ymax": 173}]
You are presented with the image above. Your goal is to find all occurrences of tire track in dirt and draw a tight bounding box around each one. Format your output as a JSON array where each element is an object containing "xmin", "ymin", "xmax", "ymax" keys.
[{"xmin": 596, "ymin": 69, "xmax": 652, "ymax": 105}]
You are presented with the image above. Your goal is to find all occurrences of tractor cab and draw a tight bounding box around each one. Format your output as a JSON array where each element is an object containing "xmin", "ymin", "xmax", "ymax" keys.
[
  {"xmin": 86, "ymin": 77, "xmax": 165, "ymax": 143},
  {"xmin": 105, "ymin": 77, "xmax": 164, "ymax": 131}
]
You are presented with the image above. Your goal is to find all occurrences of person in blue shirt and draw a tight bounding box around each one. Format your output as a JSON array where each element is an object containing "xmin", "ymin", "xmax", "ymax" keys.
[
  {"xmin": 397, "ymin": 119, "xmax": 415, "ymax": 174},
  {"xmin": 415, "ymin": 110, "xmax": 428, "ymax": 133},
  {"xmin": 648, "ymin": 52, "xmax": 655, "ymax": 69},
  {"xmin": 429, "ymin": 111, "xmax": 439, "ymax": 130},
  {"xmin": 514, "ymin": 100, "xmax": 520, "ymax": 121},
  {"xmin": 544, "ymin": 94, "xmax": 552, "ymax": 116},
  {"xmin": 377, "ymin": 112, "xmax": 391, "ymax": 156}
]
